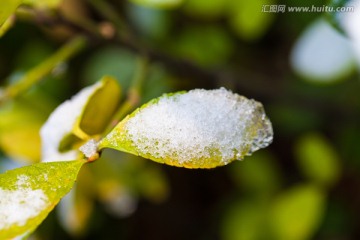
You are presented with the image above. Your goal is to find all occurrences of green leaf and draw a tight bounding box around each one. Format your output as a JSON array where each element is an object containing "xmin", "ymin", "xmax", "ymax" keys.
[
  {"xmin": 228, "ymin": 0, "xmax": 275, "ymax": 41},
  {"xmin": 0, "ymin": 160, "xmax": 85, "ymax": 239},
  {"xmin": 182, "ymin": 0, "xmax": 228, "ymax": 19},
  {"xmin": 0, "ymin": 0, "xmax": 22, "ymax": 28},
  {"xmin": 221, "ymin": 200, "xmax": 267, "ymax": 240},
  {"xmin": 269, "ymin": 184, "xmax": 325, "ymax": 240},
  {"xmin": 295, "ymin": 133, "xmax": 340, "ymax": 187},
  {"xmin": 128, "ymin": 0, "xmax": 183, "ymax": 9},
  {"xmin": 229, "ymin": 150, "xmax": 281, "ymax": 197},
  {"xmin": 169, "ymin": 25, "xmax": 235, "ymax": 67},
  {"xmin": 99, "ymin": 88, "xmax": 273, "ymax": 169}
]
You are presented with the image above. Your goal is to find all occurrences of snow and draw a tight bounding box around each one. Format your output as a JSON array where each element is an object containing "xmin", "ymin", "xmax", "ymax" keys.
[
  {"xmin": 16, "ymin": 175, "xmax": 30, "ymax": 187},
  {"xmin": 117, "ymin": 88, "xmax": 273, "ymax": 165},
  {"xmin": 291, "ymin": 18, "xmax": 355, "ymax": 82},
  {"xmin": 79, "ymin": 139, "xmax": 98, "ymax": 158},
  {"xmin": 341, "ymin": 0, "xmax": 360, "ymax": 66},
  {"xmin": 0, "ymin": 175, "xmax": 48, "ymax": 230},
  {"xmin": 40, "ymin": 82, "xmax": 102, "ymax": 162}
]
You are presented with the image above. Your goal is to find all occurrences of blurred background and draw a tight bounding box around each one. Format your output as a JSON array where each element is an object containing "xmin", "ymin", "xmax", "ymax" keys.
[{"xmin": 1, "ymin": 0, "xmax": 360, "ymax": 239}]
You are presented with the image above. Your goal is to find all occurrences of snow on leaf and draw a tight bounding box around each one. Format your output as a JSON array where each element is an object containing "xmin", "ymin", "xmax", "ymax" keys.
[
  {"xmin": 40, "ymin": 76, "xmax": 121, "ymax": 162},
  {"xmin": 0, "ymin": 160, "xmax": 85, "ymax": 239},
  {"xmin": 40, "ymin": 82, "xmax": 101, "ymax": 162},
  {"xmin": 99, "ymin": 88, "xmax": 273, "ymax": 169}
]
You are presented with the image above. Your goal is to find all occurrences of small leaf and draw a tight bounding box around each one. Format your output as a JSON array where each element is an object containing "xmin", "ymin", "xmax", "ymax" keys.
[
  {"xmin": 129, "ymin": 0, "xmax": 183, "ymax": 9},
  {"xmin": 99, "ymin": 88, "xmax": 273, "ymax": 169},
  {"xmin": 221, "ymin": 200, "xmax": 267, "ymax": 240},
  {"xmin": 79, "ymin": 76, "xmax": 121, "ymax": 135},
  {"xmin": 40, "ymin": 76, "xmax": 121, "ymax": 162},
  {"xmin": 295, "ymin": 133, "xmax": 340, "ymax": 187},
  {"xmin": 0, "ymin": 160, "xmax": 85, "ymax": 239},
  {"xmin": 228, "ymin": 0, "xmax": 275, "ymax": 41},
  {"xmin": 269, "ymin": 185, "xmax": 325, "ymax": 240}
]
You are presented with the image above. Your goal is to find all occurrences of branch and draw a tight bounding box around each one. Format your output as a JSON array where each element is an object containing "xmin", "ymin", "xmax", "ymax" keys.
[{"xmin": 18, "ymin": 6, "xmax": 278, "ymax": 99}]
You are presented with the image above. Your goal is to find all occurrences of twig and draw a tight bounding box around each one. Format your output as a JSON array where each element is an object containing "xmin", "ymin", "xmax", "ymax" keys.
[{"xmin": 0, "ymin": 35, "xmax": 87, "ymax": 105}]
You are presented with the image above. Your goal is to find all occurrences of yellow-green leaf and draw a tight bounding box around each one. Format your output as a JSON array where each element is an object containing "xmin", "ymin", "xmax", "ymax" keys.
[
  {"xmin": 0, "ymin": 99, "xmax": 49, "ymax": 163},
  {"xmin": 23, "ymin": 0, "xmax": 62, "ymax": 8},
  {"xmin": 0, "ymin": 15, "xmax": 15, "ymax": 38},
  {"xmin": 269, "ymin": 184, "xmax": 325, "ymax": 240},
  {"xmin": 41, "ymin": 76, "xmax": 121, "ymax": 162},
  {"xmin": 78, "ymin": 76, "xmax": 121, "ymax": 135},
  {"xmin": 99, "ymin": 88, "xmax": 273, "ymax": 169},
  {"xmin": 0, "ymin": 160, "xmax": 85, "ymax": 239},
  {"xmin": 129, "ymin": 0, "xmax": 183, "ymax": 9},
  {"xmin": 0, "ymin": 125, "xmax": 41, "ymax": 163},
  {"xmin": 295, "ymin": 133, "xmax": 340, "ymax": 187},
  {"xmin": 0, "ymin": 0, "xmax": 22, "ymax": 27}
]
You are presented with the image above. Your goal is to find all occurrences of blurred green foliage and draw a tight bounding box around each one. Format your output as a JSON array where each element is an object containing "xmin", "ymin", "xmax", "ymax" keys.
[{"xmin": 1, "ymin": 0, "xmax": 359, "ymax": 239}]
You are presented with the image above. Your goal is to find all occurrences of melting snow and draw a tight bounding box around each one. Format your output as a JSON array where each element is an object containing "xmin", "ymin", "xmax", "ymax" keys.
[
  {"xmin": 40, "ymin": 82, "xmax": 102, "ymax": 162},
  {"xmin": 120, "ymin": 88, "xmax": 273, "ymax": 165},
  {"xmin": 0, "ymin": 175, "xmax": 48, "ymax": 230},
  {"xmin": 79, "ymin": 139, "xmax": 98, "ymax": 158}
]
